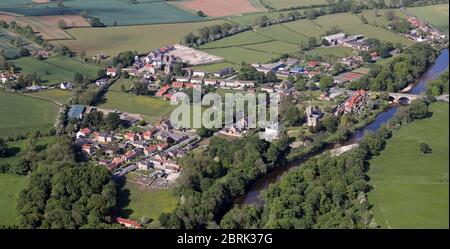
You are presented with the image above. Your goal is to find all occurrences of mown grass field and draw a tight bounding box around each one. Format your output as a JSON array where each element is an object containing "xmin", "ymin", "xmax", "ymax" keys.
[
  {"xmin": 0, "ymin": 173, "xmax": 28, "ymax": 227},
  {"xmin": 118, "ymin": 182, "xmax": 178, "ymax": 221},
  {"xmin": 13, "ymin": 56, "xmax": 101, "ymax": 86},
  {"xmin": 0, "ymin": 92, "xmax": 58, "ymax": 138},
  {"xmin": 368, "ymin": 102, "xmax": 449, "ymax": 229},
  {"xmin": 56, "ymin": 20, "xmax": 227, "ymax": 57},
  {"xmin": 97, "ymin": 91, "xmax": 175, "ymax": 122},
  {"xmin": 311, "ymin": 46, "xmax": 356, "ymax": 57},
  {"xmin": 26, "ymin": 89, "xmax": 71, "ymax": 105},
  {"xmin": 408, "ymin": 4, "xmax": 449, "ymax": 35},
  {"xmin": 0, "ymin": 29, "xmax": 21, "ymax": 59}
]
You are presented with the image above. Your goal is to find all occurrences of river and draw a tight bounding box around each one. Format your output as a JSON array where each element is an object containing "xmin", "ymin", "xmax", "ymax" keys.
[{"xmin": 234, "ymin": 48, "xmax": 449, "ymax": 206}]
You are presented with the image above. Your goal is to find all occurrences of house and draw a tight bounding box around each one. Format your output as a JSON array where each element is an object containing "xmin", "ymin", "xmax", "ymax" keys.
[
  {"xmin": 168, "ymin": 132, "xmax": 188, "ymax": 143},
  {"xmin": 106, "ymin": 67, "xmax": 117, "ymax": 77},
  {"xmin": 306, "ymin": 61, "xmax": 319, "ymax": 68},
  {"xmin": 261, "ymin": 84, "xmax": 275, "ymax": 93},
  {"xmin": 68, "ymin": 105, "xmax": 86, "ymax": 120},
  {"xmin": 60, "ymin": 82, "xmax": 73, "ymax": 90},
  {"xmin": 344, "ymin": 90, "xmax": 368, "ymax": 113},
  {"xmin": 175, "ymin": 76, "xmax": 190, "ymax": 83},
  {"xmin": 156, "ymin": 85, "xmax": 170, "ymax": 97},
  {"xmin": 96, "ymin": 78, "xmax": 108, "ymax": 86},
  {"xmin": 122, "ymin": 150, "xmax": 138, "ymax": 161},
  {"xmin": 81, "ymin": 144, "xmax": 94, "ymax": 155},
  {"xmin": 143, "ymin": 129, "xmax": 157, "ymax": 140},
  {"xmin": 204, "ymin": 79, "xmax": 218, "ymax": 86},
  {"xmin": 157, "ymin": 143, "xmax": 169, "ymax": 151},
  {"xmin": 76, "ymin": 128, "xmax": 92, "ymax": 138},
  {"xmin": 35, "ymin": 50, "xmax": 49, "ymax": 59},
  {"xmin": 184, "ymin": 83, "xmax": 194, "ymax": 89},
  {"xmin": 111, "ymin": 157, "xmax": 125, "ymax": 166},
  {"xmin": 142, "ymin": 63, "xmax": 156, "ymax": 74},
  {"xmin": 131, "ymin": 141, "xmax": 146, "ymax": 149},
  {"xmin": 192, "ymin": 71, "xmax": 207, "ymax": 78},
  {"xmin": 289, "ymin": 66, "xmax": 304, "ymax": 74},
  {"xmin": 172, "ymin": 82, "xmax": 184, "ymax": 89},
  {"xmin": 125, "ymin": 132, "xmax": 138, "ymax": 142},
  {"xmin": 96, "ymin": 133, "xmax": 114, "ymax": 143},
  {"xmin": 190, "ymin": 78, "xmax": 203, "ymax": 84},
  {"xmin": 144, "ymin": 145, "xmax": 157, "ymax": 156},
  {"xmin": 262, "ymin": 123, "xmax": 283, "ymax": 142},
  {"xmin": 158, "ymin": 119, "xmax": 172, "ymax": 131},
  {"xmin": 214, "ymin": 67, "xmax": 234, "ymax": 78},
  {"xmin": 137, "ymin": 160, "xmax": 153, "ymax": 171},
  {"xmin": 116, "ymin": 217, "xmax": 141, "ymax": 229}
]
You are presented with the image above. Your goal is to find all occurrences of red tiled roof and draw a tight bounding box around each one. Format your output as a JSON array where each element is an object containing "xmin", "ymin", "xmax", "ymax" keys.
[
  {"xmin": 106, "ymin": 67, "xmax": 116, "ymax": 73},
  {"xmin": 172, "ymin": 82, "xmax": 184, "ymax": 88},
  {"xmin": 156, "ymin": 85, "xmax": 170, "ymax": 97},
  {"xmin": 116, "ymin": 217, "xmax": 141, "ymax": 229}
]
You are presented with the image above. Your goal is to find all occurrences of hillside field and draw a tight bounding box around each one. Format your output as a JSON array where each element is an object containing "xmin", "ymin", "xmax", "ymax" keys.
[
  {"xmin": 26, "ymin": 89, "xmax": 71, "ymax": 105},
  {"xmin": 55, "ymin": 20, "xmax": 227, "ymax": 57},
  {"xmin": 368, "ymin": 102, "xmax": 449, "ymax": 229},
  {"xmin": 13, "ymin": 56, "xmax": 101, "ymax": 86},
  {"xmin": 262, "ymin": 0, "xmax": 327, "ymax": 10},
  {"xmin": 0, "ymin": 92, "xmax": 59, "ymax": 138},
  {"xmin": 408, "ymin": 4, "xmax": 449, "ymax": 35}
]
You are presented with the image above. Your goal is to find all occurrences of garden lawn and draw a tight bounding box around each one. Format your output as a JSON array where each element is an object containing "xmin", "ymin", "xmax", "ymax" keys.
[
  {"xmin": 13, "ymin": 56, "xmax": 101, "ymax": 86},
  {"xmin": 97, "ymin": 91, "xmax": 175, "ymax": 122},
  {"xmin": 118, "ymin": 182, "xmax": 178, "ymax": 221},
  {"xmin": 368, "ymin": 102, "xmax": 449, "ymax": 229},
  {"xmin": 0, "ymin": 92, "xmax": 58, "ymax": 138},
  {"xmin": 408, "ymin": 4, "xmax": 449, "ymax": 35},
  {"xmin": 0, "ymin": 173, "xmax": 28, "ymax": 227}
]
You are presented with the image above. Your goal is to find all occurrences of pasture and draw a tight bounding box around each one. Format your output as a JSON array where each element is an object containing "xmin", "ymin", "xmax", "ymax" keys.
[
  {"xmin": 283, "ymin": 12, "xmax": 413, "ymax": 45},
  {"xmin": 0, "ymin": 0, "xmax": 203, "ymax": 26},
  {"xmin": 311, "ymin": 46, "xmax": 356, "ymax": 57},
  {"xmin": 0, "ymin": 92, "xmax": 58, "ymax": 138},
  {"xmin": 262, "ymin": 0, "xmax": 327, "ymax": 10},
  {"xmin": 118, "ymin": 181, "xmax": 178, "ymax": 221},
  {"xmin": 0, "ymin": 29, "xmax": 20, "ymax": 59},
  {"xmin": 408, "ymin": 4, "xmax": 449, "ymax": 35},
  {"xmin": 0, "ymin": 173, "xmax": 29, "ymax": 227},
  {"xmin": 55, "ymin": 20, "xmax": 227, "ymax": 57},
  {"xmin": 13, "ymin": 56, "xmax": 101, "ymax": 85},
  {"xmin": 97, "ymin": 91, "xmax": 176, "ymax": 122},
  {"xmin": 0, "ymin": 136, "xmax": 57, "ymax": 166},
  {"xmin": 177, "ymin": 0, "xmax": 263, "ymax": 17},
  {"xmin": 26, "ymin": 89, "xmax": 71, "ymax": 105},
  {"xmin": 368, "ymin": 102, "xmax": 449, "ymax": 228}
]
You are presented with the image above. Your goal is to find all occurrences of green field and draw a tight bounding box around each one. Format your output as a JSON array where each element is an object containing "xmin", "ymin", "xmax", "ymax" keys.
[
  {"xmin": 13, "ymin": 56, "xmax": 101, "ymax": 86},
  {"xmin": 283, "ymin": 12, "xmax": 413, "ymax": 45},
  {"xmin": 56, "ymin": 20, "xmax": 227, "ymax": 57},
  {"xmin": 368, "ymin": 102, "xmax": 449, "ymax": 229},
  {"xmin": 97, "ymin": 91, "xmax": 175, "ymax": 122},
  {"xmin": 311, "ymin": 46, "xmax": 356, "ymax": 57},
  {"xmin": 0, "ymin": 29, "xmax": 20, "ymax": 59},
  {"xmin": 262, "ymin": 0, "xmax": 327, "ymax": 10},
  {"xmin": 118, "ymin": 181, "xmax": 178, "ymax": 221},
  {"xmin": 0, "ymin": 0, "xmax": 202, "ymax": 26},
  {"xmin": 26, "ymin": 89, "xmax": 71, "ymax": 105},
  {"xmin": 0, "ymin": 92, "xmax": 59, "ymax": 138},
  {"xmin": 201, "ymin": 46, "xmax": 277, "ymax": 64},
  {"xmin": 0, "ymin": 173, "xmax": 28, "ymax": 227},
  {"xmin": 408, "ymin": 4, "xmax": 449, "ymax": 35},
  {"xmin": 191, "ymin": 62, "xmax": 238, "ymax": 74}
]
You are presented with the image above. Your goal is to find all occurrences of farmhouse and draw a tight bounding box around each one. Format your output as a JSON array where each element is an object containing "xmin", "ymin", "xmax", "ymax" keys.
[
  {"xmin": 106, "ymin": 67, "xmax": 117, "ymax": 77},
  {"xmin": 60, "ymin": 82, "xmax": 73, "ymax": 90}
]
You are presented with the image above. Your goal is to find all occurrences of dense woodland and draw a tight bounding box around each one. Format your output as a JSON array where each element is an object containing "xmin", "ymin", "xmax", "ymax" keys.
[{"xmin": 349, "ymin": 43, "xmax": 439, "ymax": 92}]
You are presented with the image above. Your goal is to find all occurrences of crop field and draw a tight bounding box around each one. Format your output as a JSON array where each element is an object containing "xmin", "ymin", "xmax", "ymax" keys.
[
  {"xmin": 13, "ymin": 56, "xmax": 101, "ymax": 85},
  {"xmin": 0, "ymin": 0, "xmax": 203, "ymax": 26},
  {"xmin": 26, "ymin": 89, "xmax": 71, "ymax": 105},
  {"xmin": 0, "ymin": 173, "xmax": 29, "ymax": 227},
  {"xmin": 118, "ymin": 181, "xmax": 178, "ymax": 221},
  {"xmin": 55, "ymin": 20, "xmax": 227, "ymax": 57},
  {"xmin": 262, "ymin": 0, "xmax": 327, "ymax": 10},
  {"xmin": 408, "ymin": 4, "xmax": 449, "ymax": 35},
  {"xmin": 283, "ymin": 12, "xmax": 413, "ymax": 45},
  {"xmin": 368, "ymin": 103, "xmax": 449, "ymax": 229},
  {"xmin": 177, "ymin": 0, "xmax": 263, "ymax": 17},
  {"xmin": 97, "ymin": 91, "xmax": 176, "ymax": 122},
  {"xmin": 0, "ymin": 92, "xmax": 58, "ymax": 138}
]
